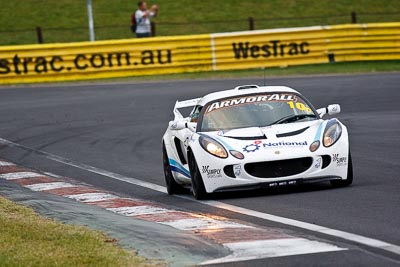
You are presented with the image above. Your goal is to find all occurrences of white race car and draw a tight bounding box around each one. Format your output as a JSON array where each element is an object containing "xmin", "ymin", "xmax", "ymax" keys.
[{"xmin": 162, "ymin": 85, "xmax": 352, "ymax": 199}]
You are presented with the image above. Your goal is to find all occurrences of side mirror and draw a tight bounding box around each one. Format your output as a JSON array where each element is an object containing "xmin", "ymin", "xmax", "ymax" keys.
[
  {"xmin": 317, "ymin": 104, "xmax": 341, "ymax": 118},
  {"xmin": 169, "ymin": 120, "xmax": 196, "ymax": 132}
]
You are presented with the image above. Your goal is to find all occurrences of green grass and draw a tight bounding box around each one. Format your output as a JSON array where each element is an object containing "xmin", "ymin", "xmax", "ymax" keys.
[
  {"xmin": 0, "ymin": 0, "xmax": 399, "ymax": 45},
  {"xmin": 0, "ymin": 196, "xmax": 156, "ymax": 266},
  {"xmin": 74, "ymin": 60, "xmax": 400, "ymax": 84}
]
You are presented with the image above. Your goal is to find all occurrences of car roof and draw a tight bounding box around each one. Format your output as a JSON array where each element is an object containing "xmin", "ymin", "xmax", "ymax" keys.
[{"xmin": 197, "ymin": 85, "xmax": 299, "ymax": 106}]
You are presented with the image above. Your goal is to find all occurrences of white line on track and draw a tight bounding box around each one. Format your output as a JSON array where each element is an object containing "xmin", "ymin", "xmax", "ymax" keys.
[
  {"xmin": 43, "ymin": 172, "xmax": 64, "ymax": 179},
  {"xmin": 25, "ymin": 182, "xmax": 75, "ymax": 191},
  {"xmin": 107, "ymin": 206, "xmax": 170, "ymax": 216},
  {"xmin": 0, "ymin": 160, "xmax": 14, "ymax": 166},
  {"xmin": 201, "ymin": 238, "xmax": 346, "ymax": 265},
  {"xmin": 160, "ymin": 218, "xmax": 253, "ymax": 231},
  {"xmin": 65, "ymin": 192, "xmax": 119, "ymax": 202},
  {"xmin": 0, "ymin": 137, "xmax": 399, "ymax": 256},
  {"xmin": 0, "ymin": 171, "xmax": 44, "ymax": 180}
]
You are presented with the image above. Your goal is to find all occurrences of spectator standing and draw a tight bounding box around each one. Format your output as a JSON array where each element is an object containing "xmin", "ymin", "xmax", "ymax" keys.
[{"xmin": 135, "ymin": 1, "xmax": 158, "ymax": 38}]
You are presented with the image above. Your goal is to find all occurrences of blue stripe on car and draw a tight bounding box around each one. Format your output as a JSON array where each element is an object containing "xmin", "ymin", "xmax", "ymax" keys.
[
  {"xmin": 199, "ymin": 133, "xmax": 234, "ymax": 151},
  {"xmin": 313, "ymin": 122, "xmax": 324, "ymax": 142},
  {"xmin": 325, "ymin": 118, "xmax": 338, "ymax": 128},
  {"xmin": 314, "ymin": 119, "xmax": 339, "ymax": 142},
  {"xmin": 169, "ymin": 158, "xmax": 191, "ymax": 178}
]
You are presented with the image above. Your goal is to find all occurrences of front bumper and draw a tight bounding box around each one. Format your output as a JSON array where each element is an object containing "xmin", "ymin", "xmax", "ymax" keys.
[
  {"xmin": 213, "ymin": 175, "xmax": 342, "ymax": 193},
  {"xmin": 192, "ymin": 124, "xmax": 350, "ymax": 193},
  {"xmin": 197, "ymin": 145, "xmax": 349, "ymax": 193}
]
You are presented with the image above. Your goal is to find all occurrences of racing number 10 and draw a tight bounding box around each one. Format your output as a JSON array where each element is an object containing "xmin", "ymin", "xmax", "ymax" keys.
[{"xmin": 286, "ymin": 101, "xmax": 311, "ymax": 112}]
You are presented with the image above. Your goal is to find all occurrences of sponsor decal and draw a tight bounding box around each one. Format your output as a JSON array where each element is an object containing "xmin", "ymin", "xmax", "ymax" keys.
[
  {"xmin": 233, "ymin": 165, "xmax": 242, "ymax": 177},
  {"xmin": 332, "ymin": 154, "xmax": 347, "ymax": 166},
  {"xmin": 0, "ymin": 50, "xmax": 172, "ymax": 76},
  {"xmin": 206, "ymin": 94, "xmax": 295, "ymax": 113},
  {"xmin": 242, "ymin": 140, "xmax": 308, "ymax": 153},
  {"xmin": 263, "ymin": 141, "xmax": 307, "ymax": 147},
  {"xmin": 267, "ymin": 180, "xmax": 298, "ymax": 188},
  {"xmin": 243, "ymin": 143, "xmax": 261, "ymax": 153},
  {"xmin": 314, "ymin": 158, "xmax": 322, "ymax": 169},
  {"xmin": 243, "ymin": 140, "xmax": 262, "ymax": 153},
  {"xmin": 232, "ymin": 41, "xmax": 310, "ymax": 60},
  {"xmin": 202, "ymin": 165, "xmax": 222, "ymax": 178}
]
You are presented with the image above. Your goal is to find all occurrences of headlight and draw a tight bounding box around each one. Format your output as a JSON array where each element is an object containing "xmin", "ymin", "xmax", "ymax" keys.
[
  {"xmin": 199, "ymin": 136, "xmax": 228, "ymax": 158},
  {"xmin": 323, "ymin": 122, "xmax": 342, "ymax": 147},
  {"xmin": 230, "ymin": 150, "xmax": 244, "ymax": 160},
  {"xmin": 309, "ymin": 140, "xmax": 320, "ymax": 152}
]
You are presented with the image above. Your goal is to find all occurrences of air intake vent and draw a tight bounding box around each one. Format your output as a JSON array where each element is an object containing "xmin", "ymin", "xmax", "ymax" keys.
[
  {"xmin": 321, "ymin": 155, "xmax": 331, "ymax": 169},
  {"xmin": 245, "ymin": 157, "xmax": 313, "ymax": 178},
  {"xmin": 223, "ymin": 165, "xmax": 235, "ymax": 178},
  {"xmin": 276, "ymin": 127, "xmax": 309, "ymax": 138},
  {"xmin": 234, "ymin": 85, "xmax": 259, "ymax": 90},
  {"xmin": 225, "ymin": 135, "xmax": 267, "ymax": 141}
]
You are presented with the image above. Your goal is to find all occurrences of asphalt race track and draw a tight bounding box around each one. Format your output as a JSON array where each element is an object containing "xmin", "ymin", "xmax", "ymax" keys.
[{"xmin": 0, "ymin": 73, "xmax": 399, "ymax": 266}]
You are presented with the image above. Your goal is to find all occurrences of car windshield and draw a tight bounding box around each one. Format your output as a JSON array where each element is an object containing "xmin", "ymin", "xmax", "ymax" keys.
[{"xmin": 200, "ymin": 93, "xmax": 317, "ymax": 132}]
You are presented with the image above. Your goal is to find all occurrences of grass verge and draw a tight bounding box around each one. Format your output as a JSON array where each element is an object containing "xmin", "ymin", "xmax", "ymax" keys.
[{"xmin": 0, "ymin": 196, "xmax": 155, "ymax": 266}]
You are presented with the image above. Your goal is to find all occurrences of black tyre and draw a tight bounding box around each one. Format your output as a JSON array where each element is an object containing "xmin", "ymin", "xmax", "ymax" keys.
[
  {"xmin": 163, "ymin": 143, "xmax": 185, "ymax": 195},
  {"xmin": 188, "ymin": 152, "xmax": 208, "ymax": 200},
  {"xmin": 331, "ymin": 151, "xmax": 353, "ymax": 187}
]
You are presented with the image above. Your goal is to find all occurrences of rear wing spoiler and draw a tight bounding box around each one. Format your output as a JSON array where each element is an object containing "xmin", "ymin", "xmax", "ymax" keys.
[{"xmin": 173, "ymin": 98, "xmax": 201, "ymax": 119}]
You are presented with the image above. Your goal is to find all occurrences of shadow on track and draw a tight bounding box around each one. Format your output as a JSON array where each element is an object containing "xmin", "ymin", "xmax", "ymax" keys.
[{"xmin": 175, "ymin": 182, "xmax": 351, "ymax": 201}]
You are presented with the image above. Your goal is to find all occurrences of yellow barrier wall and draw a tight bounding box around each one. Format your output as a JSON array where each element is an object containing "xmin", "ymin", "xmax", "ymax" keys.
[
  {"xmin": 211, "ymin": 22, "xmax": 400, "ymax": 71},
  {"xmin": 0, "ymin": 22, "xmax": 399, "ymax": 84},
  {"xmin": 0, "ymin": 34, "xmax": 213, "ymax": 84}
]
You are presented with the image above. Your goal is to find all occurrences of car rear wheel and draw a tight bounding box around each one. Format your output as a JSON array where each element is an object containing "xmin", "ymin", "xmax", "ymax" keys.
[
  {"xmin": 331, "ymin": 151, "xmax": 353, "ymax": 187},
  {"xmin": 188, "ymin": 152, "xmax": 208, "ymax": 200},
  {"xmin": 163, "ymin": 143, "xmax": 185, "ymax": 195}
]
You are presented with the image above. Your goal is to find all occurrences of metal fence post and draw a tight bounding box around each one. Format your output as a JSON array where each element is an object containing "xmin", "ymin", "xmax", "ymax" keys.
[
  {"xmin": 351, "ymin": 11, "xmax": 357, "ymax": 23},
  {"xmin": 36, "ymin": 27, "xmax": 44, "ymax": 43},
  {"xmin": 248, "ymin": 17, "xmax": 255, "ymax": 30},
  {"xmin": 151, "ymin": 21, "xmax": 156, "ymax": 36},
  {"xmin": 86, "ymin": 0, "xmax": 95, "ymax": 41}
]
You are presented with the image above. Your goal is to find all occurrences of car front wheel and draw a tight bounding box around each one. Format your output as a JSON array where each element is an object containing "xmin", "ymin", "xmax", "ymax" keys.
[{"xmin": 188, "ymin": 152, "xmax": 208, "ymax": 200}]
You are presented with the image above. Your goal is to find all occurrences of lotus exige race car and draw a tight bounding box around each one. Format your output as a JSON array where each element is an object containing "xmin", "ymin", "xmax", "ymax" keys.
[{"xmin": 162, "ymin": 85, "xmax": 352, "ymax": 199}]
